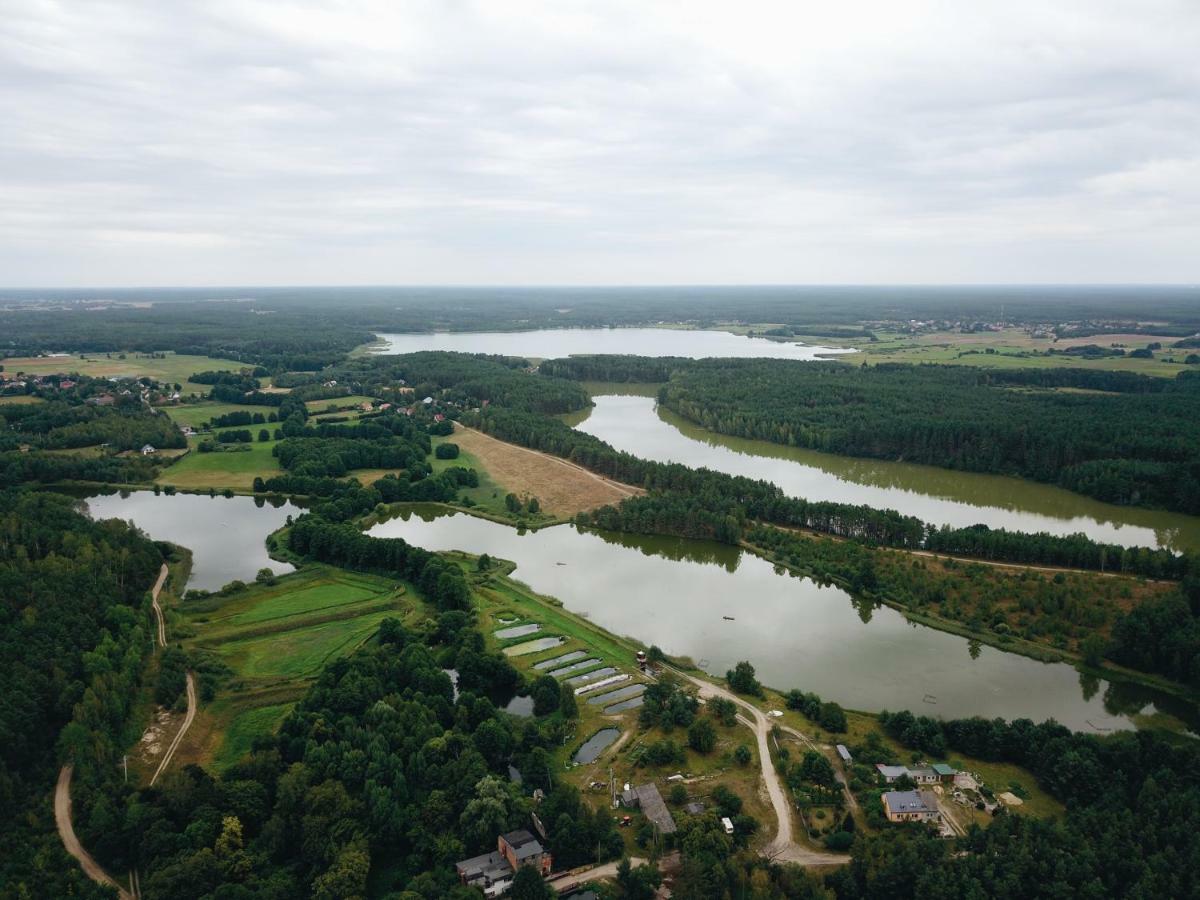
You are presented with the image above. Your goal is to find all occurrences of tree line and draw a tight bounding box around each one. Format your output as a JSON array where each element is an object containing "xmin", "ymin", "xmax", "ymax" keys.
[
  {"xmin": 648, "ymin": 359, "xmax": 1200, "ymax": 514},
  {"xmin": 0, "ymin": 489, "xmax": 163, "ymax": 898}
]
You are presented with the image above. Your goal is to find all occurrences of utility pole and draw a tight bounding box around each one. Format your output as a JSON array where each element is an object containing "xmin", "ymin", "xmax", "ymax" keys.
[{"xmin": 123, "ymin": 754, "xmax": 128, "ymax": 784}]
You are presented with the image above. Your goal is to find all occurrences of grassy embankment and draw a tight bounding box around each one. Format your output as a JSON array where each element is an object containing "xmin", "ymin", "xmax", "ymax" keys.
[{"xmin": 159, "ymin": 565, "xmax": 419, "ymax": 772}]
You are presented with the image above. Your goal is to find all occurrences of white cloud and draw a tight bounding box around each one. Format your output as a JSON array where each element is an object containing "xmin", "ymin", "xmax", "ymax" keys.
[{"xmin": 0, "ymin": 0, "xmax": 1197, "ymax": 285}]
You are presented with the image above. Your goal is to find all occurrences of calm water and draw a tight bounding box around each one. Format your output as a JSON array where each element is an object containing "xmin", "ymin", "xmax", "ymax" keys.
[
  {"xmin": 368, "ymin": 506, "xmax": 1194, "ymax": 732},
  {"xmin": 82, "ymin": 490, "xmax": 299, "ymax": 592},
  {"xmin": 573, "ymin": 393, "xmax": 1200, "ymax": 553},
  {"xmin": 573, "ymin": 728, "xmax": 621, "ymax": 764},
  {"xmin": 373, "ymin": 328, "xmax": 853, "ymax": 360}
]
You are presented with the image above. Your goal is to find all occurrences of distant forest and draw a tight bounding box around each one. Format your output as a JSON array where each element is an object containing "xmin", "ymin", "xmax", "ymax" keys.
[{"xmin": 546, "ymin": 355, "xmax": 1200, "ymax": 515}]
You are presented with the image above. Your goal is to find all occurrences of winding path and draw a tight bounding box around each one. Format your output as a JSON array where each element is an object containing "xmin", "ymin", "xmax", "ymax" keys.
[
  {"xmin": 55, "ymin": 765, "xmax": 135, "ymax": 900},
  {"xmin": 149, "ymin": 563, "xmax": 169, "ymax": 648},
  {"xmin": 677, "ymin": 671, "xmax": 848, "ymax": 866},
  {"xmin": 151, "ymin": 671, "xmax": 196, "ymax": 786}
]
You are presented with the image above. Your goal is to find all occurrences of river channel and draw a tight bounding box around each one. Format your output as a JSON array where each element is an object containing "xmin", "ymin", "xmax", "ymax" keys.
[
  {"xmin": 373, "ymin": 328, "xmax": 853, "ymax": 360},
  {"xmin": 572, "ymin": 390, "xmax": 1200, "ymax": 553},
  {"xmin": 368, "ymin": 505, "xmax": 1195, "ymax": 733}
]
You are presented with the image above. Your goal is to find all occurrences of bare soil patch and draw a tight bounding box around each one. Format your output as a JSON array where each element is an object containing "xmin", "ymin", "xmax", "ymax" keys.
[{"xmin": 453, "ymin": 425, "xmax": 642, "ymax": 516}]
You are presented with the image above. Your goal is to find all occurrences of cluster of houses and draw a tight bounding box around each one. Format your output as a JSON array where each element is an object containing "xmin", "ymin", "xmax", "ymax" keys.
[
  {"xmin": 875, "ymin": 762, "xmax": 958, "ymax": 827},
  {"xmin": 455, "ymin": 829, "xmax": 552, "ymax": 898}
]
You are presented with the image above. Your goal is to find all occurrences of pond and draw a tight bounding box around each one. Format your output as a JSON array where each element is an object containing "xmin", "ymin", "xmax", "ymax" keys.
[
  {"xmin": 573, "ymin": 728, "xmax": 621, "ymax": 765},
  {"xmin": 368, "ymin": 505, "xmax": 1195, "ymax": 733},
  {"xmin": 373, "ymin": 328, "xmax": 853, "ymax": 360},
  {"xmin": 573, "ymin": 393, "xmax": 1200, "ymax": 553},
  {"xmin": 82, "ymin": 490, "xmax": 300, "ymax": 592},
  {"xmin": 494, "ymin": 623, "xmax": 542, "ymax": 639}
]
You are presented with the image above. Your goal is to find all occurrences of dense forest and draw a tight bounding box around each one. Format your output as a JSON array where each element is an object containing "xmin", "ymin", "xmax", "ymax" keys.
[
  {"xmin": 0, "ymin": 490, "xmax": 163, "ymax": 897},
  {"xmin": 826, "ymin": 711, "xmax": 1200, "ymax": 898},
  {"xmin": 645, "ymin": 360, "xmax": 1200, "ymax": 513}
]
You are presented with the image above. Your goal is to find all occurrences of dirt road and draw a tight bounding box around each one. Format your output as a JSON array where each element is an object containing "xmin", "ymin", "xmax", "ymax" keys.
[
  {"xmin": 149, "ymin": 563, "xmax": 169, "ymax": 648},
  {"xmin": 549, "ymin": 856, "xmax": 648, "ymax": 892},
  {"xmin": 678, "ymin": 672, "xmax": 848, "ymax": 867},
  {"xmin": 55, "ymin": 765, "xmax": 134, "ymax": 900},
  {"xmin": 151, "ymin": 671, "xmax": 196, "ymax": 786}
]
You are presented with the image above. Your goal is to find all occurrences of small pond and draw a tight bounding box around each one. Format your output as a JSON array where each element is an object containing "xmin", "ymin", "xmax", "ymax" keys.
[{"xmin": 572, "ymin": 727, "xmax": 622, "ymax": 765}]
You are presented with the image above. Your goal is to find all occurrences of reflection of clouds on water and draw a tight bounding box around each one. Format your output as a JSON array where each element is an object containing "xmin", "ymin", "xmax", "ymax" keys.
[
  {"xmin": 374, "ymin": 328, "xmax": 854, "ymax": 360},
  {"xmin": 368, "ymin": 506, "xmax": 1195, "ymax": 732},
  {"xmin": 575, "ymin": 394, "xmax": 1199, "ymax": 552}
]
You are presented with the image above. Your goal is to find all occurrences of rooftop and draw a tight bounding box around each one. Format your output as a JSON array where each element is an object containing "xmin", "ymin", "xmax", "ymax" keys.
[
  {"xmin": 456, "ymin": 849, "xmax": 511, "ymax": 884},
  {"xmin": 932, "ymin": 763, "xmax": 957, "ymax": 776},
  {"xmin": 883, "ymin": 790, "xmax": 938, "ymax": 814},
  {"xmin": 634, "ymin": 783, "xmax": 677, "ymax": 835},
  {"xmin": 500, "ymin": 829, "xmax": 545, "ymax": 860}
]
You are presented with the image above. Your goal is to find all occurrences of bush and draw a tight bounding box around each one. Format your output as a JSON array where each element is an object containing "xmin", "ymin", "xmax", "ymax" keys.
[
  {"xmin": 825, "ymin": 831, "xmax": 855, "ymax": 851},
  {"xmin": 734, "ymin": 744, "xmax": 752, "ymax": 766},
  {"xmin": 688, "ymin": 717, "xmax": 717, "ymax": 754},
  {"xmin": 435, "ymin": 442, "xmax": 460, "ymax": 459}
]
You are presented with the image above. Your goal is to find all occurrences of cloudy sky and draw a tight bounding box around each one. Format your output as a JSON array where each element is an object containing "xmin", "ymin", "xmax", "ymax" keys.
[{"xmin": 1, "ymin": 0, "xmax": 1197, "ymax": 286}]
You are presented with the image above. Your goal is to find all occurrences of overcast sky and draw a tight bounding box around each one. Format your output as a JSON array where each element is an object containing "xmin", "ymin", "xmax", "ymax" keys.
[{"xmin": 1, "ymin": 1, "xmax": 1197, "ymax": 286}]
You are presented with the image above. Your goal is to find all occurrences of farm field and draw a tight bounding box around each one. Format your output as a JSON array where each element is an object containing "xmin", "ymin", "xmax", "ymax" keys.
[
  {"xmin": 157, "ymin": 439, "xmax": 282, "ymax": 489},
  {"xmin": 783, "ymin": 327, "xmax": 1194, "ymax": 378},
  {"xmin": 305, "ymin": 394, "xmax": 378, "ymax": 413},
  {"xmin": 211, "ymin": 609, "xmax": 397, "ymax": 679},
  {"xmin": 0, "ymin": 394, "xmax": 44, "ymax": 404},
  {"xmin": 0, "ymin": 351, "xmax": 251, "ymax": 393},
  {"xmin": 166, "ymin": 402, "xmax": 275, "ymax": 429},
  {"xmin": 444, "ymin": 424, "xmax": 641, "ymax": 517}
]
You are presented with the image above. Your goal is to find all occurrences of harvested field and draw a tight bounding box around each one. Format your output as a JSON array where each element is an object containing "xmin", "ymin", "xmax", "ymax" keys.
[{"xmin": 451, "ymin": 424, "xmax": 642, "ymax": 516}]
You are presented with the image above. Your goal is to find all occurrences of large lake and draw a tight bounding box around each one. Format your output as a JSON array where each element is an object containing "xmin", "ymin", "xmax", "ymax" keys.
[
  {"xmin": 572, "ymin": 391, "xmax": 1200, "ymax": 553},
  {"xmin": 373, "ymin": 328, "xmax": 853, "ymax": 360},
  {"xmin": 369, "ymin": 506, "xmax": 1193, "ymax": 733},
  {"xmin": 83, "ymin": 491, "xmax": 301, "ymax": 592}
]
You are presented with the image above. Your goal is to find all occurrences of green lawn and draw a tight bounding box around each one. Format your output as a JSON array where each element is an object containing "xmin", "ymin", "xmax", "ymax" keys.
[
  {"xmin": 0, "ymin": 394, "xmax": 44, "ymax": 405},
  {"xmin": 305, "ymin": 394, "xmax": 378, "ymax": 414},
  {"xmin": 212, "ymin": 701, "xmax": 296, "ymax": 771},
  {"xmin": 195, "ymin": 570, "xmax": 395, "ymax": 628},
  {"xmin": 430, "ymin": 435, "xmax": 532, "ymax": 520},
  {"xmin": 157, "ymin": 439, "xmax": 281, "ymax": 489},
  {"xmin": 0, "ymin": 351, "xmax": 250, "ymax": 394},
  {"xmin": 167, "ymin": 403, "xmax": 273, "ymax": 429},
  {"xmin": 211, "ymin": 609, "xmax": 396, "ymax": 679}
]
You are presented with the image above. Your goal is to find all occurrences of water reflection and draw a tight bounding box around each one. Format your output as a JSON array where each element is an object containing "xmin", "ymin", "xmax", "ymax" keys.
[
  {"xmin": 81, "ymin": 489, "xmax": 300, "ymax": 592},
  {"xmin": 373, "ymin": 328, "xmax": 854, "ymax": 360},
  {"xmin": 369, "ymin": 505, "xmax": 1196, "ymax": 732},
  {"xmin": 573, "ymin": 394, "xmax": 1200, "ymax": 552}
]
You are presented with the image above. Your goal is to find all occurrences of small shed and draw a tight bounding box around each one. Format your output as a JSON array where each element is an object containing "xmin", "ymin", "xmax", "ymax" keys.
[
  {"xmin": 140, "ymin": 444, "xmax": 156, "ymax": 455},
  {"xmin": 836, "ymin": 744, "xmax": 852, "ymax": 763}
]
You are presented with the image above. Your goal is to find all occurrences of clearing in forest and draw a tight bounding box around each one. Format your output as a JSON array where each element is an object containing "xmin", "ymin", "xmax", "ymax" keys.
[{"xmin": 449, "ymin": 424, "xmax": 642, "ymax": 516}]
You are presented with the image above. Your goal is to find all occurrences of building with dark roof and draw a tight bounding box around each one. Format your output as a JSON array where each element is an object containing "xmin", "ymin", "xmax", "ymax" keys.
[
  {"xmin": 499, "ymin": 829, "xmax": 552, "ymax": 876},
  {"xmin": 455, "ymin": 850, "xmax": 513, "ymax": 898},
  {"xmin": 882, "ymin": 790, "xmax": 940, "ymax": 824},
  {"xmin": 632, "ymin": 783, "xmax": 677, "ymax": 835}
]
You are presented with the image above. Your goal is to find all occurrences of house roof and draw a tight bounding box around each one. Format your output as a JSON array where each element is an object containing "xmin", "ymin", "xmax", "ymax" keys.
[
  {"xmin": 500, "ymin": 829, "xmax": 544, "ymax": 860},
  {"xmin": 932, "ymin": 763, "xmax": 957, "ymax": 775},
  {"xmin": 883, "ymin": 790, "xmax": 937, "ymax": 814},
  {"xmin": 876, "ymin": 764, "xmax": 908, "ymax": 778},
  {"xmin": 456, "ymin": 850, "xmax": 510, "ymax": 883},
  {"xmin": 633, "ymin": 783, "xmax": 677, "ymax": 834},
  {"xmin": 836, "ymin": 744, "xmax": 852, "ymax": 760},
  {"xmin": 908, "ymin": 767, "xmax": 937, "ymax": 779}
]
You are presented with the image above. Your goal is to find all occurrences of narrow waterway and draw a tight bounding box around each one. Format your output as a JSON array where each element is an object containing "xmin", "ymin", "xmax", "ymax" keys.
[
  {"xmin": 572, "ymin": 392, "xmax": 1200, "ymax": 553},
  {"xmin": 368, "ymin": 505, "xmax": 1194, "ymax": 733}
]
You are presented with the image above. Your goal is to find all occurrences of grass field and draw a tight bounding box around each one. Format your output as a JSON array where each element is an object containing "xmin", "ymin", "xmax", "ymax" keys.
[
  {"xmin": 212, "ymin": 610, "xmax": 397, "ymax": 679},
  {"xmin": 0, "ymin": 394, "xmax": 44, "ymax": 405},
  {"xmin": 305, "ymin": 394, "xmax": 378, "ymax": 413},
  {"xmin": 167, "ymin": 402, "xmax": 274, "ymax": 429},
  {"xmin": 211, "ymin": 701, "xmax": 297, "ymax": 770},
  {"xmin": 173, "ymin": 566, "xmax": 414, "ymax": 768},
  {"xmin": 785, "ymin": 327, "xmax": 1194, "ymax": 378},
  {"xmin": 0, "ymin": 351, "xmax": 251, "ymax": 393},
  {"xmin": 157, "ymin": 439, "xmax": 282, "ymax": 489}
]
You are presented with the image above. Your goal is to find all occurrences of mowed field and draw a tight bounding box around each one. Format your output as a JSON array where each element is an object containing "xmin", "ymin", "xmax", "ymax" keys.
[
  {"xmin": 0, "ymin": 351, "xmax": 251, "ymax": 393},
  {"xmin": 176, "ymin": 566, "xmax": 422, "ymax": 770},
  {"xmin": 157, "ymin": 439, "xmax": 282, "ymax": 489},
  {"xmin": 446, "ymin": 423, "xmax": 642, "ymax": 516}
]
